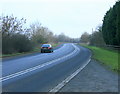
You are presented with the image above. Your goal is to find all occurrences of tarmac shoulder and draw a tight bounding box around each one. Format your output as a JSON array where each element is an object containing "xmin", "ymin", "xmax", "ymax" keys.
[{"xmin": 60, "ymin": 60, "xmax": 118, "ymax": 92}]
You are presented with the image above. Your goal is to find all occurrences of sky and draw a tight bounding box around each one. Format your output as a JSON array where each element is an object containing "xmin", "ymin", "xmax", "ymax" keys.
[{"xmin": 0, "ymin": 0, "xmax": 116, "ymax": 38}]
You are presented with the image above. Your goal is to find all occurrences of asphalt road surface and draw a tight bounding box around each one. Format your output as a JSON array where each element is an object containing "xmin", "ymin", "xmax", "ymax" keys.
[
  {"xmin": 60, "ymin": 60, "xmax": 118, "ymax": 92},
  {"xmin": 2, "ymin": 43, "xmax": 91, "ymax": 92}
]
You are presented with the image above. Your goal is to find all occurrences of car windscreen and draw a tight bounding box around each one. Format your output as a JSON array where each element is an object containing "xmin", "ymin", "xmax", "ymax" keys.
[{"xmin": 41, "ymin": 44, "xmax": 51, "ymax": 47}]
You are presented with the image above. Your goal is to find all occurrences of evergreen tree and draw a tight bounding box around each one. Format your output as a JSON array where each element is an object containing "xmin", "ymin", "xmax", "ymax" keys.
[{"xmin": 102, "ymin": 1, "xmax": 120, "ymax": 45}]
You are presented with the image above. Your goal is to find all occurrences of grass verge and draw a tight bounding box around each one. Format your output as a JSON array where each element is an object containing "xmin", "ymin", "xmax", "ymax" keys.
[{"xmin": 80, "ymin": 44, "xmax": 119, "ymax": 73}]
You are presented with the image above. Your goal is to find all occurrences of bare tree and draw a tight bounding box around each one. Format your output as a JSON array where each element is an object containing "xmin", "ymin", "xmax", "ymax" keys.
[
  {"xmin": 1, "ymin": 15, "xmax": 26, "ymax": 36},
  {"xmin": 30, "ymin": 22, "xmax": 56, "ymax": 44},
  {"xmin": 80, "ymin": 32, "xmax": 90, "ymax": 44},
  {"xmin": 90, "ymin": 26, "xmax": 106, "ymax": 46}
]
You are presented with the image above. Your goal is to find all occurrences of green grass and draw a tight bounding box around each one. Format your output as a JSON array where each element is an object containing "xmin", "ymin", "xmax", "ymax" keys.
[
  {"xmin": 80, "ymin": 44, "xmax": 119, "ymax": 73},
  {"xmin": 52, "ymin": 43, "xmax": 59, "ymax": 47},
  {"xmin": 2, "ymin": 51, "xmax": 36, "ymax": 58}
]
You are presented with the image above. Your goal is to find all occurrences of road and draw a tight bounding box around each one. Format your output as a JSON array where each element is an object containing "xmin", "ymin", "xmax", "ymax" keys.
[{"xmin": 2, "ymin": 43, "xmax": 91, "ymax": 92}]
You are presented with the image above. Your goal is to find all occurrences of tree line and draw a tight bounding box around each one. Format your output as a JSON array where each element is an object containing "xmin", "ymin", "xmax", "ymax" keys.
[
  {"xmin": 80, "ymin": 1, "xmax": 120, "ymax": 46},
  {"xmin": 1, "ymin": 15, "xmax": 79, "ymax": 54},
  {"xmin": 102, "ymin": 0, "xmax": 120, "ymax": 46},
  {"xmin": 80, "ymin": 26, "xmax": 105, "ymax": 47}
]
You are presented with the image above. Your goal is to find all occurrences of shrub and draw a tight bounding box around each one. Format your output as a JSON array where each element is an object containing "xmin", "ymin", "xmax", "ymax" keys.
[{"xmin": 2, "ymin": 34, "xmax": 34, "ymax": 54}]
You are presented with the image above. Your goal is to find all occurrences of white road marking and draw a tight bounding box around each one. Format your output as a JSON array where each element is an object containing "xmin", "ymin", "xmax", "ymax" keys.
[
  {"xmin": 49, "ymin": 57, "xmax": 91, "ymax": 93},
  {"xmin": 1, "ymin": 44, "xmax": 80, "ymax": 82}
]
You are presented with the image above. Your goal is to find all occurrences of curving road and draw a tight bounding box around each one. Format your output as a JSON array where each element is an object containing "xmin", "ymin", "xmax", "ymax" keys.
[{"xmin": 2, "ymin": 43, "xmax": 91, "ymax": 92}]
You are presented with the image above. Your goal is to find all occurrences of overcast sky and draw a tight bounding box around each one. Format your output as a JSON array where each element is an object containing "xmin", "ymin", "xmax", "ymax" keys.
[{"xmin": 0, "ymin": 0, "xmax": 116, "ymax": 38}]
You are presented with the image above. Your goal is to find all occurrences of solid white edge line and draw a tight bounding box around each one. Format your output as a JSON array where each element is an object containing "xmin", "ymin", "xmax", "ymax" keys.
[
  {"xmin": 49, "ymin": 58, "xmax": 91, "ymax": 93},
  {"xmin": 1, "ymin": 43, "xmax": 80, "ymax": 82}
]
